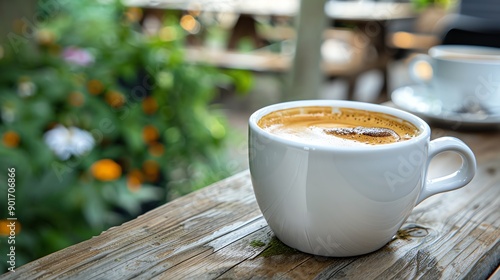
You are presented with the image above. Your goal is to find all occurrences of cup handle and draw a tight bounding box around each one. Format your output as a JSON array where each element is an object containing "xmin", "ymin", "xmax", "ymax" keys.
[
  {"xmin": 408, "ymin": 54, "xmax": 434, "ymax": 84},
  {"xmin": 416, "ymin": 137, "xmax": 477, "ymax": 205}
]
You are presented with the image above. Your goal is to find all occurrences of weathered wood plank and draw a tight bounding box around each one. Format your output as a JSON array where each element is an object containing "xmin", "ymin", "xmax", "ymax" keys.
[
  {"xmin": 489, "ymin": 265, "xmax": 500, "ymax": 280},
  {"xmin": 179, "ymin": 147, "xmax": 499, "ymax": 279},
  {"xmin": 153, "ymin": 219, "xmax": 271, "ymax": 279},
  {"xmin": 166, "ymin": 156, "xmax": 495, "ymax": 279},
  {"xmin": 71, "ymin": 175, "xmax": 258, "ymax": 279},
  {"xmin": 1, "ymin": 172, "xmax": 255, "ymax": 279},
  {"xmin": 1, "ymin": 130, "xmax": 499, "ymax": 280}
]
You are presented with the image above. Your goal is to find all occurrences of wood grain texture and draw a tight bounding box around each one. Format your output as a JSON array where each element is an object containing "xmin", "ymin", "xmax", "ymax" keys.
[
  {"xmin": 489, "ymin": 265, "xmax": 500, "ymax": 280},
  {"xmin": 1, "ymin": 130, "xmax": 499, "ymax": 280}
]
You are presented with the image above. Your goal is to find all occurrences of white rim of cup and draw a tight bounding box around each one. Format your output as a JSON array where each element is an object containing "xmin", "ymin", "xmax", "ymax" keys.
[
  {"xmin": 429, "ymin": 45, "xmax": 500, "ymax": 64},
  {"xmin": 248, "ymin": 100, "xmax": 430, "ymax": 152}
]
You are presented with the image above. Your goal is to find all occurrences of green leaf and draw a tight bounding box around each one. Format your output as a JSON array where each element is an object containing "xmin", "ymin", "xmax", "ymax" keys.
[
  {"xmin": 82, "ymin": 184, "xmax": 107, "ymax": 229},
  {"xmin": 222, "ymin": 69, "xmax": 254, "ymax": 94},
  {"xmin": 121, "ymin": 124, "xmax": 144, "ymax": 154}
]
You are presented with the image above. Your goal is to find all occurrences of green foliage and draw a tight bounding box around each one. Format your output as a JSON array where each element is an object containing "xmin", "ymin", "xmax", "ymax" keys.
[
  {"xmin": 411, "ymin": 0, "xmax": 455, "ymax": 11},
  {"xmin": 0, "ymin": 0, "xmax": 248, "ymax": 271}
]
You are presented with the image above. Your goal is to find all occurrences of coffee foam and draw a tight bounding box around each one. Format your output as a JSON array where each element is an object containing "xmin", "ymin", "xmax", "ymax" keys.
[
  {"xmin": 264, "ymin": 125, "xmax": 371, "ymax": 147},
  {"xmin": 258, "ymin": 106, "xmax": 420, "ymax": 146}
]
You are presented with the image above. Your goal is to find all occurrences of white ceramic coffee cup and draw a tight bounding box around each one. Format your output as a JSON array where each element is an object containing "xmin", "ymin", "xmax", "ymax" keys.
[
  {"xmin": 409, "ymin": 45, "xmax": 500, "ymax": 114},
  {"xmin": 248, "ymin": 100, "xmax": 476, "ymax": 257}
]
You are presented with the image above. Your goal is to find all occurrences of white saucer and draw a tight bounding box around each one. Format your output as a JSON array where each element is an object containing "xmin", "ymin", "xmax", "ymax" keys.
[{"xmin": 391, "ymin": 85, "xmax": 500, "ymax": 130}]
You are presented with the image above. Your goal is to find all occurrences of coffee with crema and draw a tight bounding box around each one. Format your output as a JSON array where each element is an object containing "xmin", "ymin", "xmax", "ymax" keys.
[{"xmin": 258, "ymin": 106, "xmax": 420, "ymax": 147}]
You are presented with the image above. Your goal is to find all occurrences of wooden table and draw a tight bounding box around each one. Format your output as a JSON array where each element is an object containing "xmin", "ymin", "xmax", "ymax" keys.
[{"xmin": 2, "ymin": 118, "xmax": 499, "ymax": 279}]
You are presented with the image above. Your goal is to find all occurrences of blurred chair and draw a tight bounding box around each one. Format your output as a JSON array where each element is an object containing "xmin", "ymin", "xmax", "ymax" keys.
[{"xmin": 440, "ymin": 0, "xmax": 500, "ymax": 47}]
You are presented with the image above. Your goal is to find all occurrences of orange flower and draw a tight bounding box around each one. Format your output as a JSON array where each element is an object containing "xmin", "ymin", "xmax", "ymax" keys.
[
  {"xmin": 142, "ymin": 97, "xmax": 158, "ymax": 115},
  {"xmin": 142, "ymin": 160, "xmax": 160, "ymax": 182},
  {"xmin": 36, "ymin": 29, "xmax": 56, "ymax": 46},
  {"xmin": 148, "ymin": 142, "xmax": 165, "ymax": 157},
  {"xmin": 180, "ymin": 15, "xmax": 199, "ymax": 33},
  {"xmin": 125, "ymin": 7, "xmax": 143, "ymax": 23},
  {"xmin": 87, "ymin": 79, "xmax": 104, "ymax": 95},
  {"xmin": 142, "ymin": 125, "xmax": 159, "ymax": 143},
  {"xmin": 2, "ymin": 131, "xmax": 20, "ymax": 148},
  {"xmin": 105, "ymin": 91, "xmax": 125, "ymax": 108},
  {"xmin": 0, "ymin": 220, "xmax": 21, "ymax": 236},
  {"xmin": 127, "ymin": 169, "xmax": 143, "ymax": 192},
  {"xmin": 68, "ymin": 91, "xmax": 85, "ymax": 107},
  {"xmin": 91, "ymin": 159, "xmax": 122, "ymax": 181}
]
